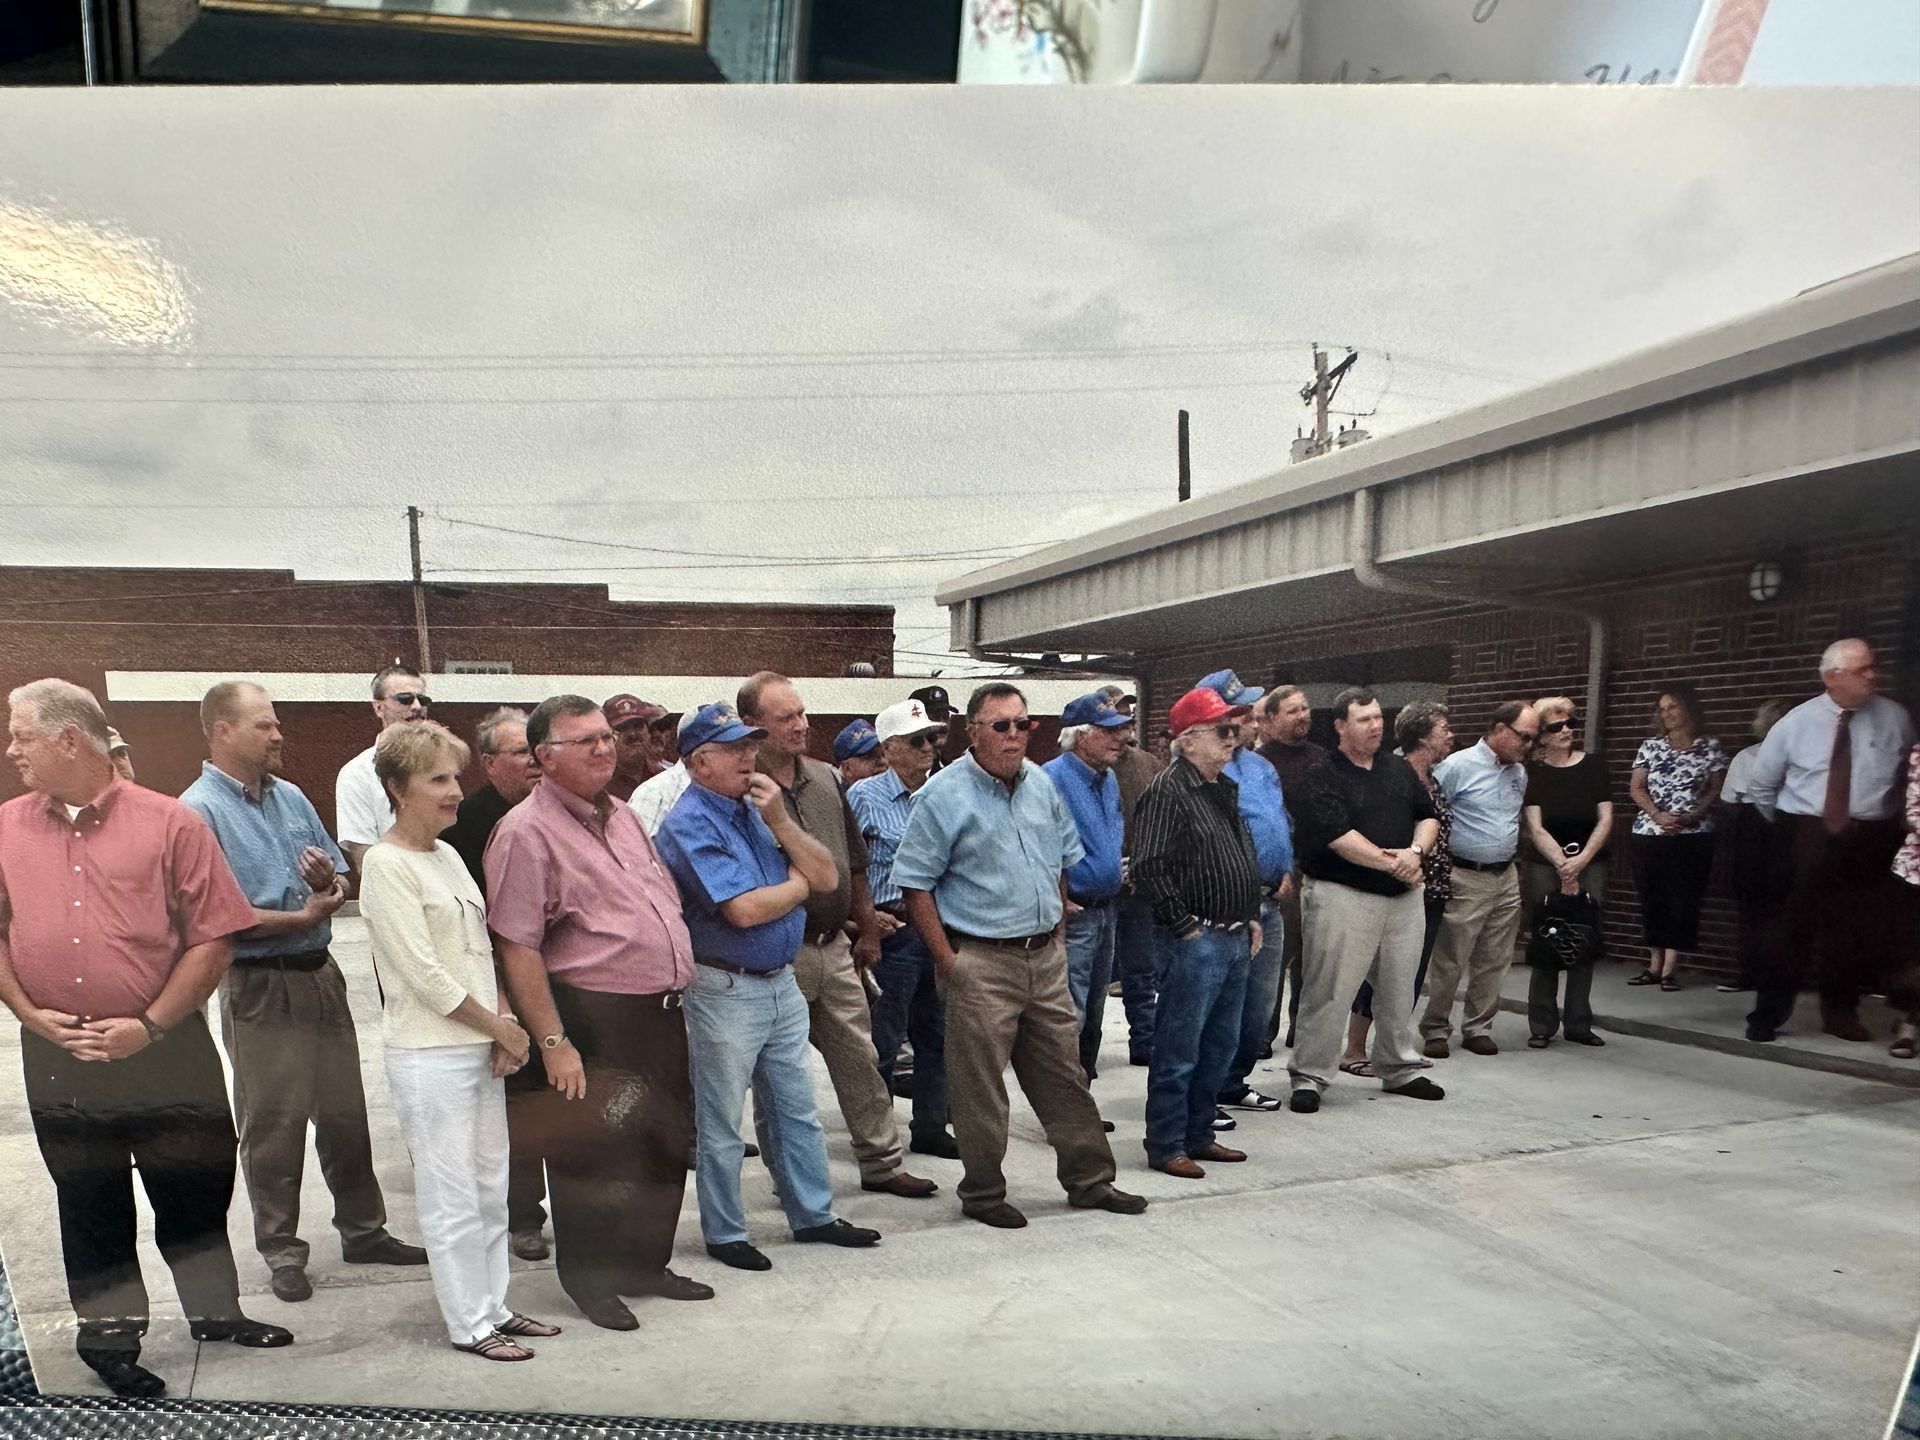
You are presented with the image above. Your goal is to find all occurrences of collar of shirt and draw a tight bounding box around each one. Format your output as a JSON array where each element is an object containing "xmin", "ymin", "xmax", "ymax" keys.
[
  {"xmin": 961, "ymin": 749, "xmax": 1024, "ymax": 794},
  {"xmin": 542, "ymin": 777, "xmax": 616, "ymax": 832},
  {"xmin": 1170, "ymin": 753, "xmax": 1236, "ymax": 795},
  {"xmin": 200, "ymin": 759, "xmax": 277, "ymax": 806},
  {"xmin": 684, "ymin": 777, "xmax": 759, "ymax": 829},
  {"xmin": 1056, "ymin": 749, "xmax": 1114, "ymax": 792},
  {"xmin": 864, "ymin": 767, "xmax": 910, "ymax": 805},
  {"xmin": 40, "ymin": 775, "xmax": 126, "ymax": 824}
]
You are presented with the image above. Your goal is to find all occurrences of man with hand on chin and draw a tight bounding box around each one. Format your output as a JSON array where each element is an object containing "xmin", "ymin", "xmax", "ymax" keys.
[
  {"xmin": 890, "ymin": 682, "xmax": 1147, "ymax": 1231},
  {"xmin": 0, "ymin": 679, "xmax": 292, "ymax": 1400},
  {"xmin": 486, "ymin": 695, "xmax": 705, "ymax": 1333},
  {"xmin": 656, "ymin": 702, "xmax": 884, "ymax": 1273}
]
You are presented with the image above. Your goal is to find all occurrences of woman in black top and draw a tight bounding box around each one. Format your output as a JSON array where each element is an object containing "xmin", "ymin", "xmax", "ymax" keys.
[{"xmin": 1521, "ymin": 696, "xmax": 1614, "ymax": 1048}]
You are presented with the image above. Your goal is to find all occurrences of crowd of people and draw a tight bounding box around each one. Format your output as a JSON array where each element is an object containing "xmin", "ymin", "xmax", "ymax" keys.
[{"xmin": 0, "ymin": 637, "xmax": 1913, "ymax": 1398}]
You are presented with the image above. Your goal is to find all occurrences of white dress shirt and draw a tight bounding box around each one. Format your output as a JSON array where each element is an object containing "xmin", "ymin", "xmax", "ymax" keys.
[
  {"xmin": 334, "ymin": 743, "xmax": 393, "ymax": 848},
  {"xmin": 1740, "ymin": 692, "xmax": 1915, "ymax": 821},
  {"xmin": 629, "ymin": 759, "xmax": 691, "ymax": 836}
]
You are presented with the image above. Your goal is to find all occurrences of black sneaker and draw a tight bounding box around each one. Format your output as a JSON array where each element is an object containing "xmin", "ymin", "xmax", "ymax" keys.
[
  {"xmin": 1210, "ymin": 1107, "xmax": 1238, "ymax": 1132},
  {"xmin": 793, "ymin": 1219, "xmax": 881, "ymax": 1248}
]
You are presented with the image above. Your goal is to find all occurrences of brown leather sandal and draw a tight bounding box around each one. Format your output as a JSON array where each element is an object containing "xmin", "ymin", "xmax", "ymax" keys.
[
  {"xmin": 497, "ymin": 1313, "xmax": 562, "ymax": 1338},
  {"xmin": 454, "ymin": 1332, "xmax": 536, "ymax": 1362}
]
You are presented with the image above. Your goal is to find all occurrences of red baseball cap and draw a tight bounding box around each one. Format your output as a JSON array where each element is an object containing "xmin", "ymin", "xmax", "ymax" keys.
[
  {"xmin": 1168, "ymin": 687, "xmax": 1250, "ymax": 737},
  {"xmin": 604, "ymin": 694, "xmax": 666, "ymax": 730}
]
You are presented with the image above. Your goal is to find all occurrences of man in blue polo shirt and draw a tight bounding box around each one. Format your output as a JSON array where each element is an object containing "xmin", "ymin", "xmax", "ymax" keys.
[
  {"xmin": 1043, "ymin": 692, "xmax": 1130, "ymax": 1089},
  {"xmin": 180, "ymin": 682, "xmax": 426, "ymax": 1305},
  {"xmin": 655, "ymin": 702, "xmax": 883, "ymax": 1273},
  {"xmin": 832, "ymin": 718, "xmax": 886, "ymax": 789},
  {"xmin": 891, "ymin": 681, "xmax": 1147, "ymax": 1231},
  {"xmin": 1196, "ymin": 670, "xmax": 1296, "ymax": 1115}
]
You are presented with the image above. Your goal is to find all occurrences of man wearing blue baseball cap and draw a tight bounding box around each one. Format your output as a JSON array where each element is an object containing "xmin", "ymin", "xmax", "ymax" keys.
[
  {"xmin": 832, "ymin": 719, "xmax": 886, "ymax": 789},
  {"xmin": 1044, "ymin": 692, "xmax": 1134, "ymax": 1092},
  {"xmin": 654, "ymin": 703, "xmax": 884, "ymax": 1272},
  {"xmin": 1195, "ymin": 670, "xmax": 1295, "ymax": 1118}
]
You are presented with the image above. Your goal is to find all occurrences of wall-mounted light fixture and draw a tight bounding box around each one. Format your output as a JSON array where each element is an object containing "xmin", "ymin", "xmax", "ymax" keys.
[{"xmin": 1747, "ymin": 560, "xmax": 1785, "ymax": 603}]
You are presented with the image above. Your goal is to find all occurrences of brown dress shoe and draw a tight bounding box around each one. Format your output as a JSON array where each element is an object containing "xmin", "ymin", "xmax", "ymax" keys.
[
  {"xmin": 1462, "ymin": 1034, "xmax": 1500, "ymax": 1056},
  {"xmin": 1150, "ymin": 1155, "xmax": 1206, "ymax": 1179},
  {"xmin": 861, "ymin": 1171, "xmax": 939, "ymax": 1198},
  {"xmin": 1191, "ymin": 1142, "xmax": 1246, "ymax": 1163}
]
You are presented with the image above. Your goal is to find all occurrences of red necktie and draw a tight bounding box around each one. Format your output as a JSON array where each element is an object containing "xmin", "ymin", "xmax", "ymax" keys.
[{"xmin": 1822, "ymin": 709, "xmax": 1853, "ymax": 834}]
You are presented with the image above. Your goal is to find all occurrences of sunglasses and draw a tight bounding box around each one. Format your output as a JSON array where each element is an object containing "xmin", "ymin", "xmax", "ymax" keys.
[
  {"xmin": 1212, "ymin": 724, "xmax": 1243, "ymax": 741},
  {"xmin": 977, "ymin": 717, "xmax": 1040, "ymax": 734},
  {"xmin": 900, "ymin": 733, "xmax": 937, "ymax": 750},
  {"xmin": 385, "ymin": 692, "xmax": 432, "ymax": 708},
  {"xmin": 1541, "ymin": 719, "xmax": 1576, "ymax": 735}
]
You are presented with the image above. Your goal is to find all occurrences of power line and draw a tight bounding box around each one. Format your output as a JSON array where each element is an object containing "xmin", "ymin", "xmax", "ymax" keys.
[{"xmin": 428, "ymin": 513, "xmax": 1051, "ymax": 565}]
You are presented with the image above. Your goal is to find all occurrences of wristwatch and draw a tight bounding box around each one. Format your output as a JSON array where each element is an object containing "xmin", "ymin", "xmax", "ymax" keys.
[
  {"xmin": 1409, "ymin": 842, "xmax": 1425, "ymax": 857},
  {"xmin": 137, "ymin": 1013, "xmax": 165, "ymax": 1043},
  {"xmin": 541, "ymin": 1032, "xmax": 568, "ymax": 1051}
]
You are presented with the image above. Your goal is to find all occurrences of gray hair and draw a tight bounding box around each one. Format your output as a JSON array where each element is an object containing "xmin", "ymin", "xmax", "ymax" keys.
[
  {"xmin": 1394, "ymin": 700, "xmax": 1450, "ymax": 755},
  {"xmin": 1819, "ymin": 638, "xmax": 1871, "ymax": 674},
  {"xmin": 1056, "ymin": 725, "xmax": 1082, "ymax": 751},
  {"xmin": 1752, "ymin": 697, "xmax": 1794, "ymax": 740},
  {"xmin": 8, "ymin": 679, "xmax": 111, "ymax": 756},
  {"xmin": 475, "ymin": 706, "xmax": 529, "ymax": 756}
]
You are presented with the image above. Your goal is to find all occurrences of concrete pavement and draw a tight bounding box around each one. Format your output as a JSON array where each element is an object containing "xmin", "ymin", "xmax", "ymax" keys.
[{"xmin": 0, "ymin": 918, "xmax": 1915, "ymax": 1439}]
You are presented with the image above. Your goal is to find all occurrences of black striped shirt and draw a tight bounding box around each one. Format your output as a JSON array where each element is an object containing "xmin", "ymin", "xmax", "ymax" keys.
[{"xmin": 1130, "ymin": 755, "xmax": 1263, "ymax": 934}]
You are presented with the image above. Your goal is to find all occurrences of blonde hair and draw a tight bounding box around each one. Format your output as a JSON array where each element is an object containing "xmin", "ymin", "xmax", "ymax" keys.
[
  {"xmin": 374, "ymin": 720, "xmax": 470, "ymax": 810},
  {"xmin": 1533, "ymin": 695, "xmax": 1576, "ymax": 725}
]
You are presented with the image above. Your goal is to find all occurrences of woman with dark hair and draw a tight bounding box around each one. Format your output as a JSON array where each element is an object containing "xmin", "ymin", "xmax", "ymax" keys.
[
  {"xmin": 1627, "ymin": 683, "xmax": 1727, "ymax": 991},
  {"xmin": 1341, "ymin": 700, "xmax": 1453, "ymax": 1075}
]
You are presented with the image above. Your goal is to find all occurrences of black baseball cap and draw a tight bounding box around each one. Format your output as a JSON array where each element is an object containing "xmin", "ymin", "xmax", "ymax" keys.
[{"xmin": 908, "ymin": 685, "xmax": 953, "ymax": 721}]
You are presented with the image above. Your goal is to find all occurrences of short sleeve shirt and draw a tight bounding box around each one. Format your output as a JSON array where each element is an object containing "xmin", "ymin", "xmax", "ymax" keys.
[
  {"xmin": 655, "ymin": 782, "xmax": 805, "ymax": 972},
  {"xmin": 1632, "ymin": 735, "xmax": 1728, "ymax": 836},
  {"xmin": 334, "ymin": 744, "xmax": 391, "ymax": 849},
  {"xmin": 484, "ymin": 779, "xmax": 694, "ymax": 994},
  {"xmin": 889, "ymin": 752, "xmax": 1085, "ymax": 938},
  {"xmin": 180, "ymin": 762, "xmax": 347, "ymax": 960},
  {"xmin": 763, "ymin": 755, "xmax": 870, "ymax": 936},
  {"xmin": 0, "ymin": 780, "xmax": 256, "ymax": 1018}
]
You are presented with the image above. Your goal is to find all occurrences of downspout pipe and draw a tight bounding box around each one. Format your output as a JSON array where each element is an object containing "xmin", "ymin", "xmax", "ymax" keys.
[{"xmin": 1350, "ymin": 486, "xmax": 1608, "ymax": 744}]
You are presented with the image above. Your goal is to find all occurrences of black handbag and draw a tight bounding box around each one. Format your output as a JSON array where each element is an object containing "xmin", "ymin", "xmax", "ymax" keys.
[{"xmin": 1526, "ymin": 889, "xmax": 1605, "ymax": 969}]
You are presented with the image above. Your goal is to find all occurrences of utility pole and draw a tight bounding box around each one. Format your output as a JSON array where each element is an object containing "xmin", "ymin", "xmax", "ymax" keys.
[
  {"xmin": 1295, "ymin": 344, "xmax": 1360, "ymax": 461},
  {"xmin": 1177, "ymin": 409, "xmax": 1191, "ymax": 502},
  {"xmin": 407, "ymin": 505, "xmax": 433, "ymax": 678}
]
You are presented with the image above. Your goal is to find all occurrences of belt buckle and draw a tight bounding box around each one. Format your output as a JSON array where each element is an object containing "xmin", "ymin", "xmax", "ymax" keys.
[{"xmin": 664, "ymin": 991, "xmax": 683, "ymax": 1010}]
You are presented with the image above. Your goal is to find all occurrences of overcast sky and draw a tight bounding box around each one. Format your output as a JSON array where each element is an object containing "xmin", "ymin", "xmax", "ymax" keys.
[{"xmin": 2, "ymin": 85, "xmax": 1917, "ymax": 676}]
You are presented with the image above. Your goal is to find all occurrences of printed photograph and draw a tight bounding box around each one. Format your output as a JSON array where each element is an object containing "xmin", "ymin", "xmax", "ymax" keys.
[{"xmin": 1, "ymin": 72, "xmax": 1919, "ymax": 1439}]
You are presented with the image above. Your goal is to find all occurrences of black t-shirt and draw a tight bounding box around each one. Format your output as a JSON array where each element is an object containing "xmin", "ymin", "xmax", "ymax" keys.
[
  {"xmin": 439, "ymin": 783, "xmax": 515, "ymax": 897},
  {"xmin": 1523, "ymin": 754, "xmax": 1614, "ymax": 861},
  {"xmin": 1256, "ymin": 739, "xmax": 1328, "ymax": 815},
  {"xmin": 1293, "ymin": 749, "xmax": 1438, "ymax": 897}
]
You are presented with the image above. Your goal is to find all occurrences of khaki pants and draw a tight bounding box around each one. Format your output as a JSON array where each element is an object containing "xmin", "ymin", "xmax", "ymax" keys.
[
  {"xmin": 1419, "ymin": 865, "xmax": 1523, "ymax": 1042},
  {"xmin": 1290, "ymin": 878, "xmax": 1427, "ymax": 1093},
  {"xmin": 756, "ymin": 933, "xmax": 904, "ymax": 1184},
  {"xmin": 936, "ymin": 936, "xmax": 1118, "ymax": 1210},
  {"xmin": 218, "ymin": 957, "xmax": 389, "ymax": 1271}
]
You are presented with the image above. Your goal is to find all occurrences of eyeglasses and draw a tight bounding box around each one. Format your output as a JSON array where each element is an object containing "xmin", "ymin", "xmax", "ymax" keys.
[
  {"xmin": 1212, "ymin": 724, "xmax": 1243, "ymax": 741},
  {"xmin": 385, "ymin": 692, "xmax": 432, "ymax": 708},
  {"xmin": 542, "ymin": 731, "xmax": 618, "ymax": 752},
  {"xmin": 1541, "ymin": 719, "xmax": 1576, "ymax": 735},
  {"xmin": 977, "ymin": 717, "xmax": 1039, "ymax": 734},
  {"xmin": 1510, "ymin": 728, "xmax": 1542, "ymax": 744}
]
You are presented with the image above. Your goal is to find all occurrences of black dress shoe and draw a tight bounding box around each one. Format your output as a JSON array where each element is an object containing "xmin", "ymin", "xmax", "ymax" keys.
[
  {"xmin": 1745, "ymin": 1022, "xmax": 1778, "ymax": 1043},
  {"xmin": 1071, "ymin": 1187, "xmax": 1147, "ymax": 1215},
  {"xmin": 963, "ymin": 1201, "xmax": 1029, "ymax": 1229},
  {"xmin": 83, "ymin": 1356, "xmax": 166, "ymax": 1398},
  {"xmin": 1101, "ymin": 1119, "xmax": 1116, "ymax": 1133},
  {"xmin": 343, "ymin": 1236, "xmax": 429, "ymax": 1266},
  {"xmin": 1385, "ymin": 1076, "xmax": 1446, "ymax": 1101},
  {"xmin": 909, "ymin": 1130, "xmax": 962, "ymax": 1159},
  {"xmin": 706, "ymin": 1240, "xmax": 772, "ymax": 1271},
  {"xmin": 1130, "ymin": 1052, "xmax": 1151, "ymax": 1066},
  {"xmin": 190, "ymin": 1318, "xmax": 294, "ymax": 1348},
  {"xmin": 1567, "ymin": 1033, "xmax": 1607, "ymax": 1047},
  {"xmin": 574, "ymin": 1296, "xmax": 640, "ymax": 1331},
  {"xmin": 1288, "ymin": 1089, "xmax": 1320, "ymax": 1113},
  {"xmin": 621, "ymin": 1269, "xmax": 714, "ymax": 1302},
  {"xmin": 793, "ymin": 1219, "xmax": 881, "ymax": 1247}
]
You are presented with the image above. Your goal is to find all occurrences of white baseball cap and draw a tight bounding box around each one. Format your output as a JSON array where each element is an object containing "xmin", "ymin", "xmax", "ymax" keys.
[{"xmin": 874, "ymin": 699, "xmax": 946, "ymax": 743}]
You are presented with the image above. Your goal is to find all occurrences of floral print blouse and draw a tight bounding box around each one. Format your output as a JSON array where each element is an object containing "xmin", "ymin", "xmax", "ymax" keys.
[
  {"xmin": 1419, "ymin": 769, "xmax": 1454, "ymax": 905},
  {"xmin": 1631, "ymin": 734, "xmax": 1728, "ymax": 837},
  {"xmin": 1894, "ymin": 744, "xmax": 1920, "ymax": 888}
]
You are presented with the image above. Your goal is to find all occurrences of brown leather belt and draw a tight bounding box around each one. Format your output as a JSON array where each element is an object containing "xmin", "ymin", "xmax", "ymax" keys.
[{"xmin": 945, "ymin": 929, "xmax": 1057, "ymax": 952}]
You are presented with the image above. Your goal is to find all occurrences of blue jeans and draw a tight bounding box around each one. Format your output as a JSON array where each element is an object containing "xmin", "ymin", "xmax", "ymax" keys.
[
  {"xmin": 684, "ymin": 963, "xmax": 836, "ymax": 1244},
  {"xmin": 869, "ymin": 925, "xmax": 949, "ymax": 1142},
  {"xmin": 1217, "ymin": 898, "xmax": 1284, "ymax": 1102},
  {"xmin": 1113, "ymin": 894, "xmax": 1159, "ymax": 1058},
  {"xmin": 1145, "ymin": 928, "xmax": 1249, "ymax": 1166},
  {"xmin": 1064, "ymin": 903, "xmax": 1119, "ymax": 1078}
]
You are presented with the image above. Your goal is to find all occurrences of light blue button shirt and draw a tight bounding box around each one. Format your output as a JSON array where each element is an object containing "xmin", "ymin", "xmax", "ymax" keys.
[
  {"xmin": 1432, "ymin": 739, "xmax": 1528, "ymax": 865},
  {"xmin": 179, "ymin": 762, "xmax": 346, "ymax": 960},
  {"xmin": 1742, "ymin": 692, "xmax": 1915, "ymax": 821},
  {"xmin": 889, "ymin": 752, "xmax": 1085, "ymax": 938},
  {"xmin": 847, "ymin": 767, "xmax": 914, "ymax": 908}
]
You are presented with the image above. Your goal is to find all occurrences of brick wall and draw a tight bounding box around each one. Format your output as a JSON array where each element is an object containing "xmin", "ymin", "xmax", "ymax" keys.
[
  {"xmin": 1140, "ymin": 530, "xmax": 1917, "ymax": 977},
  {"xmin": 0, "ymin": 565, "xmax": 897, "ymax": 831}
]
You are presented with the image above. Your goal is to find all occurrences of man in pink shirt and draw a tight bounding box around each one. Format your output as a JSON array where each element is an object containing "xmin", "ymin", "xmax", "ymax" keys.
[
  {"xmin": 0, "ymin": 679, "xmax": 293, "ymax": 1399},
  {"xmin": 486, "ymin": 694, "xmax": 704, "ymax": 1333}
]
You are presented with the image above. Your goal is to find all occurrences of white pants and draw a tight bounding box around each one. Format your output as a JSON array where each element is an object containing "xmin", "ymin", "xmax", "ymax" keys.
[
  {"xmin": 1290, "ymin": 878, "xmax": 1427, "ymax": 1093},
  {"xmin": 384, "ymin": 1043, "xmax": 514, "ymax": 1346}
]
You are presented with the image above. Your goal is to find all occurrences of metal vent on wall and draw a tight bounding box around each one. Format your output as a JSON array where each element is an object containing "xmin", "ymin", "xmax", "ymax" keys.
[{"xmin": 445, "ymin": 661, "xmax": 513, "ymax": 675}]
